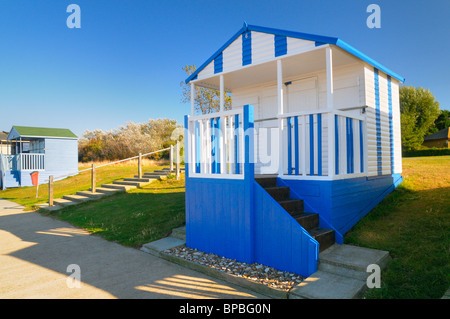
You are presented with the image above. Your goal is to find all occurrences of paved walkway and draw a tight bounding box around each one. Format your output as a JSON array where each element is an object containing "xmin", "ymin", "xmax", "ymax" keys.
[{"xmin": 0, "ymin": 199, "xmax": 265, "ymax": 299}]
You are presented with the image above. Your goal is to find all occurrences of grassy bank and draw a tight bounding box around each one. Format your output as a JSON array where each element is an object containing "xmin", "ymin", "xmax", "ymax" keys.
[
  {"xmin": 41, "ymin": 175, "xmax": 185, "ymax": 248},
  {"xmin": 0, "ymin": 161, "xmax": 168, "ymax": 210},
  {"xmin": 4, "ymin": 156, "xmax": 447, "ymax": 298},
  {"xmin": 345, "ymin": 156, "xmax": 450, "ymax": 298}
]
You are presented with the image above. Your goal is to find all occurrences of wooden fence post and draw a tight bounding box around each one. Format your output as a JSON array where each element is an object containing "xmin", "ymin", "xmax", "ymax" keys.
[
  {"xmin": 138, "ymin": 152, "xmax": 142, "ymax": 179},
  {"xmin": 91, "ymin": 164, "xmax": 96, "ymax": 193},
  {"xmin": 48, "ymin": 175, "xmax": 53, "ymax": 206},
  {"xmin": 176, "ymin": 141, "xmax": 180, "ymax": 180},
  {"xmin": 170, "ymin": 145, "xmax": 174, "ymax": 172}
]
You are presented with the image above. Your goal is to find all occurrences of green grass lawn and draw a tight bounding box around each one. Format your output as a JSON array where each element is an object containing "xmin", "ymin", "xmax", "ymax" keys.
[
  {"xmin": 0, "ymin": 162, "xmax": 168, "ymax": 210},
  {"xmin": 345, "ymin": 156, "xmax": 450, "ymax": 299},
  {"xmin": 3, "ymin": 156, "xmax": 447, "ymax": 299},
  {"xmin": 41, "ymin": 175, "xmax": 185, "ymax": 248}
]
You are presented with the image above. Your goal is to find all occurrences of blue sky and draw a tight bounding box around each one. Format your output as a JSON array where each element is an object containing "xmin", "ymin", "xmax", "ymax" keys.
[{"xmin": 0, "ymin": 0, "xmax": 448, "ymax": 137}]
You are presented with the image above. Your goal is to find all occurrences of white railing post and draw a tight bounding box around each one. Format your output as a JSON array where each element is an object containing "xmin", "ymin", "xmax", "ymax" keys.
[
  {"xmin": 176, "ymin": 140, "xmax": 180, "ymax": 180},
  {"xmin": 170, "ymin": 144, "xmax": 174, "ymax": 172},
  {"xmin": 301, "ymin": 115, "xmax": 307, "ymax": 176},
  {"xmin": 277, "ymin": 59, "xmax": 284, "ymax": 177},
  {"xmin": 138, "ymin": 152, "xmax": 142, "ymax": 179},
  {"xmin": 326, "ymin": 46, "xmax": 334, "ymax": 111}
]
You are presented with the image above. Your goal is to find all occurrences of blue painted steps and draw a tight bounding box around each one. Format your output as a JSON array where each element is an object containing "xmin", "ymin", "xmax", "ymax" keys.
[
  {"xmin": 1, "ymin": 171, "xmax": 20, "ymax": 189},
  {"xmin": 256, "ymin": 177, "xmax": 335, "ymax": 252}
]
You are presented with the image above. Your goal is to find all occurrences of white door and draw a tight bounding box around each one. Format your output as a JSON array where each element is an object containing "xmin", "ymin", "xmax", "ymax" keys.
[{"xmin": 286, "ymin": 77, "xmax": 319, "ymax": 113}]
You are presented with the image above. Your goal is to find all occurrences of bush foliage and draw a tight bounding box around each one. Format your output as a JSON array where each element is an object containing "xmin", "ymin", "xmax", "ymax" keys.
[{"xmin": 78, "ymin": 119, "xmax": 182, "ymax": 162}]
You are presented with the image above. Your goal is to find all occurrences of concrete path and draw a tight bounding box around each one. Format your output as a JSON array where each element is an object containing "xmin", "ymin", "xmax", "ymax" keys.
[{"xmin": 0, "ymin": 199, "xmax": 265, "ymax": 299}]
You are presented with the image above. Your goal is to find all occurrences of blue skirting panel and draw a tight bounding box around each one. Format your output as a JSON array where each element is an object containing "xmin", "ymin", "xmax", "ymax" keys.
[
  {"xmin": 185, "ymin": 177, "xmax": 319, "ymax": 277},
  {"xmin": 185, "ymin": 177, "xmax": 254, "ymax": 263},
  {"xmin": 279, "ymin": 173, "xmax": 403, "ymax": 244}
]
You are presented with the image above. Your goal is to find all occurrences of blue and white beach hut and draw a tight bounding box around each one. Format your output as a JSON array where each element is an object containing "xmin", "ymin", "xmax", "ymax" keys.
[{"xmin": 183, "ymin": 24, "xmax": 404, "ymax": 277}]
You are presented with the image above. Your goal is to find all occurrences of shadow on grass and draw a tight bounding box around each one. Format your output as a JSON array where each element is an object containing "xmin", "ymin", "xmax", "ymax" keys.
[
  {"xmin": 41, "ymin": 187, "xmax": 186, "ymax": 248},
  {"xmin": 345, "ymin": 185, "xmax": 450, "ymax": 299}
]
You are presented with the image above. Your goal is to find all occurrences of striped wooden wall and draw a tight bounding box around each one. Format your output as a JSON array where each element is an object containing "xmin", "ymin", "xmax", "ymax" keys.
[{"xmin": 364, "ymin": 65, "xmax": 402, "ymax": 176}]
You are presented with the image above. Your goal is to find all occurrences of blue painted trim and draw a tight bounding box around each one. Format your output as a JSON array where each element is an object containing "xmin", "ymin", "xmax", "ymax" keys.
[
  {"xmin": 315, "ymin": 41, "xmax": 326, "ymax": 47},
  {"xmin": 309, "ymin": 114, "xmax": 314, "ymax": 176},
  {"xmin": 214, "ymin": 53, "xmax": 223, "ymax": 74},
  {"xmin": 195, "ymin": 121, "xmax": 200, "ymax": 173},
  {"xmin": 287, "ymin": 117, "xmax": 292, "ymax": 175},
  {"xmin": 242, "ymin": 30, "xmax": 252, "ymax": 66},
  {"xmin": 335, "ymin": 115, "xmax": 339, "ymax": 175},
  {"xmin": 185, "ymin": 24, "xmax": 247, "ymax": 84},
  {"xmin": 374, "ymin": 68, "xmax": 382, "ymax": 176},
  {"xmin": 243, "ymin": 105, "xmax": 255, "ymax": 262},
  {"xmin": 210, "ymin": 118, "xmax": 216, "ymax": 174},
  {"xmin": 387, "ymin": 75, "xmax": 394, "ymax": 174},
  {"xmin": 359, "ymin": 120, "xmax": 364, "ymax": 173},
  {"xmin": 235, "ymin": 114, "xmax": 240, "ymax": 174},
  {"xmin": 336, "ymin": 39, "xmax": 405, "ymax": 83},
  {"xmin": 185, "ymin": 24, "xmax": 405, "ymax": 84},
  {"xmin": 317, "ymin": 114, "xmax": 322, "ymax": 176},
  {"xmin": 346, "ymin": 117, "xmax": 354, "ymax": 174},
  {"xmin": 294, "ymin": 116, "xmax": 299, "ymax": 175},
  {"xmin": 274, "ymin": 35, "xmax": 287, "ymax": 57}
]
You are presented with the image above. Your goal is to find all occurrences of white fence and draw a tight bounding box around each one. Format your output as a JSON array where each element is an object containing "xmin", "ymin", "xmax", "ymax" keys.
[
  {"xmin": 186, "ymin": 107, "xmax": 252, "ymax": 179},
  {"xmin": 186, "ymin": 105, "xmax": 366, "ymax": 181},
  {"xmin": 0, "ymin": 153, "xmax": 45, "ymax": 171},
  {"xmin": 279, "ymin": 110, "xmax": 366, "ymax": 180}
]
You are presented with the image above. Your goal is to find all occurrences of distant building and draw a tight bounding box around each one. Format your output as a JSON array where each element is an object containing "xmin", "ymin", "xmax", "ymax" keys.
[
  {"xmin": 423, "ymin": 127, "xmax": 450, "ymax": 148},
  {"xmin": 0, "ymin": 131, "xmax": 13, "ymax": 155},
  {"xmin": 1, "ymin": 126, "xmax": 78, "ymax": 189}
]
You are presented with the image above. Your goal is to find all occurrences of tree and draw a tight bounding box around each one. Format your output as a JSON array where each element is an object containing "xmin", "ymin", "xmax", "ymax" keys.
[
  {"xmin": 180, "ymin": 65, "xmax": 232, "ymax": 114},
  {"xmin": 428, "ymin": 109, "xmax": 450, "ymax": 134},
  {"xmin": 399, "ymin": 86, "xmax": 440, "ymax": 150},
  {"xmin": 78, "ymin": 119, "xmax": 181, "ymax": 162}
]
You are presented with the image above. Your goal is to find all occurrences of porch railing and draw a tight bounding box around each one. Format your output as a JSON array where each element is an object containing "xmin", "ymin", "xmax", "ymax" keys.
[
  {"xmin": 279, "ymin": 110, "xmax": 366, "ymax": 180},
  {"xmin": 185, "ymin": 105, "xmax": 253, "ymax": 179},
  {"xmin": 0, "ymin": 153, "xmax": 45, "ymax": 171},
  {"xmin": 18, "ymin": 153, "xmax": 45, "ymax": 171},
  {"xmin": 185, "ymin": 106, "xmax": 365, "ymax": 180},
  {"xmin": 0, "ymin": 154, "xmax": 18, "ymax": 171}
]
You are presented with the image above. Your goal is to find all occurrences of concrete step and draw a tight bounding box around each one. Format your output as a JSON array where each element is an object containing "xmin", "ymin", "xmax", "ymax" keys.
[
  {"xmin": 112, "ymin": 180, "xmax": 148, "ymax": 187},
  {"xmin": 141, "ymin": 237, "xmax": 185, "ymax": 256},
  {"xmin": 35, "ymin": 203, "xmax": 64, "ymax": 211},
  {"xmin": 171, "ymin": 226, "xmax": 186, "ymax": 241},
  {"xmin": 142, "ymin": 173, "xmax": 166, "ymax": 178},
  {"xmin": 76, "ymin": 191, "xmax": 107, "ymax": 199},
  {"xmin": 90, "ymin": 187, "xmax": 125, "ymax": 194},
  {"xmin": 53, "ymin": 198, "xmax": 78, "ymax": 207},
  {"xmin": 124, "ymin": 177, "xmax": 155, "ymax": 183},
  {"xmin": 318, "ymin": 244, "xmax": 391, "ymax": 281},
  {"xmin": 62, "ymin": 194, "xmax": 91, "ymax": 202},
  {"xmin": 100, "ymin": 183, "xmax": 135, "ymax": 191},
  {"xmin": 289, "ymin": 270, "xmax": 367, "ymax": 299}
]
